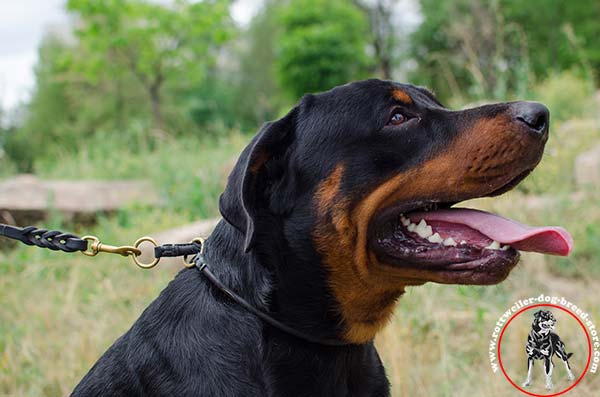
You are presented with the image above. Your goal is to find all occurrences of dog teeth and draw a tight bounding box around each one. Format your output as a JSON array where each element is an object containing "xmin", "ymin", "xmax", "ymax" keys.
[
  {"xmin": 415, "ymin": 219, "xmax": 433, "ymax": 238},
  {"xmin": 484, "ymin": 241, "xmax": 501, "ymax": 250},
  {"xmin": 400, "ymin": 218, "xmax": 506, "ymax": 251},
  {"xmin": 402, "ymin": 217, "xmax": 433, "ymax": 238},
  {"xmin": 443, "ymin": 237, "xmax": 457, "ymax": 246},
  {"xmin": 483, "ymin": 241, "xmax": 512, "ymax": 250},
  {"xmin": 427, "ymin": 232, "xmax": 443, "ymax": 243},
  {"xmin": 400, "ymin": 215, "xmax": 410, "ymax": 226},
  {"xmin": 401, "ymin": 218, "xmax": 461, "ymax": 246}
]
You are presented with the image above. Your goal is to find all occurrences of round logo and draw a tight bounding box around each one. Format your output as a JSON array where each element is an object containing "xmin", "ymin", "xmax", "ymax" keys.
[{"xmin": 496, "ymin": 303, "xmax": 592, "ymax": 396}]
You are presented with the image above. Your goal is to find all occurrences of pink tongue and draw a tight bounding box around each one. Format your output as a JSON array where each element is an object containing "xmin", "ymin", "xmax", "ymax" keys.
[{"xmin": 408, "ymin": 208, "xmax": 573, "ymax": 256}]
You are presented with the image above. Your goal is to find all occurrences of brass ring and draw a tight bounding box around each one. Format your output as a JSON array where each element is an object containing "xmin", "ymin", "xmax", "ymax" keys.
[
  {"xmin": 182, "ymin": 237, "xmax": 205, "ymax": 268},
  {"xmin": 132, "ymin": 236, "xmax": 160, "ymax": 269},
  {"xmin": 81, "ymin": 236, "xmax": 100, "ymax": 257}
]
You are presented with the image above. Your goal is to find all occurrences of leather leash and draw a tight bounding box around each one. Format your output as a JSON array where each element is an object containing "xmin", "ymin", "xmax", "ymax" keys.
[{"xmin": 0, "ymin": 223, "xmax": 351, "ymax": 347}]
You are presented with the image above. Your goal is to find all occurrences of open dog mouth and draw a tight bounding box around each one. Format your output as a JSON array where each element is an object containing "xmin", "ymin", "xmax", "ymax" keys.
[
  {"xmin": 370, "ymin": 178, "xmax": 573, "ymax": 284},
  {"xmin": 540, "ymin": 320, "xmax": 555, "ymax": 329}
]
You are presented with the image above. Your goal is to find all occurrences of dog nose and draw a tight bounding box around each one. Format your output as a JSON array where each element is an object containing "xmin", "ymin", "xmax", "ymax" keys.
[{"xmin": 511, "ymin": 101, "xmax": 549, "ymax": 137}]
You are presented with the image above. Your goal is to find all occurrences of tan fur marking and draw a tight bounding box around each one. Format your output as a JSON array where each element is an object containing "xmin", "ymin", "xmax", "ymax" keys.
[
  {"xmin": 315, "ymin": 165, "xmax": 344, "ymax": 213},
  {"xmin": 314, "ymin": 165, "xmax": 403, "ymax": 343},
  {"xmin": 314, "ymin": 114, "xmax": 535, "ymax": 344},
  {"xmin": 392, "ymin": 89, "xmax": 413, "ymax": 104}
]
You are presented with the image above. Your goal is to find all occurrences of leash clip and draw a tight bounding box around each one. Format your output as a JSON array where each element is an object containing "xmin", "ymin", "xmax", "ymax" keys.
[
  {"xmin": 81, "ymin": 235, "xmax": 160, "ymax": 269},
  {"xmin": 81, "ymin": 236, "xmax": 142, "ymax": 258}
]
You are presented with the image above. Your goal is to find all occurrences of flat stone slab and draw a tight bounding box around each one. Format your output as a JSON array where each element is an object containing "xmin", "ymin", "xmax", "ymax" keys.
[{"xmin": 0, "ymin": 174, "xmax": 161, "ymax": 214}]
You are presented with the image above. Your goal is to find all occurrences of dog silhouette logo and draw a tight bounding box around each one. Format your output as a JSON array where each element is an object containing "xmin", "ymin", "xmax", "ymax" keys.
[
  {"xmin": 522, "ymin": 310, "xmax": 575, "ymax": 390},
  {"xmin": 492, "ymin": 299, "xmax": 597, "ymax": 396}
]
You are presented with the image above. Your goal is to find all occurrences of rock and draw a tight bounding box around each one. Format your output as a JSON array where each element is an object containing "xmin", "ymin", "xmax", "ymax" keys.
[
  {"xmin": 575, "ymin": 144, "xmax": 600, "ymax": 188},
  {"xmin": 0, "ymin": 175, "xmax": 161, "ymax": 224}
]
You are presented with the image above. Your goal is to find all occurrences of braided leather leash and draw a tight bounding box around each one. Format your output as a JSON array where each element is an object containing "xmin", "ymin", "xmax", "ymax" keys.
[
  {"xmin": 0, "ymin": 223, "xmax": 202, "ymax": 268},
  {"xmin": 0, "ymin": 224, "xmax": 87, "ymax": 252}
]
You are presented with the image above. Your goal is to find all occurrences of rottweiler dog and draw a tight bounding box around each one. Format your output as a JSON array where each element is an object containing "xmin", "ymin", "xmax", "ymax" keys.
[
  {"xmin": 73, "ymin": 79, "xmax": 571, "ymax": 396},
  {"xmin": 522, "ymin": 310, "xmax": 575, "ymax": 389}
]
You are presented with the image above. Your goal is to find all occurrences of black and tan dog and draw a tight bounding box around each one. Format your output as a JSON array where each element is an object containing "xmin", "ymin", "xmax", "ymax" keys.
[
  {"xmin": 73, "ymin": 79, "xmax": 571, "ymax": 396},
  {"xmin": 522, "ymin": 310, "xmax": 575, "ymax": 390}
]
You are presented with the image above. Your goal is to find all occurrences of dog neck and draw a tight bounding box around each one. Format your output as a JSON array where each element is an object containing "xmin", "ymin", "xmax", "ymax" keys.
[
  {"xmin": 202, "ymin": 220, "xmax": 272, "ymax": 310},
  {"xmin": 205, "ymin": 219, "xmax": 350, "ymax": 346}
]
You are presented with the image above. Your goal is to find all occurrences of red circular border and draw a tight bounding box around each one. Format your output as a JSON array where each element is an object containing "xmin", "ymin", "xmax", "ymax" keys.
[{"xmin": 497, "ymin": 303, "xmax": 592, "ymax": 396}]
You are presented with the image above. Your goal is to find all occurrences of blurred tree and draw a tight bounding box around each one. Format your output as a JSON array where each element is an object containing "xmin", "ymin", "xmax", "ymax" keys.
[
  {"xmin": 411, "ymin": 0, "xmax": 600, "ymax": 103},
  {"xmin": 3, "ymin": 36, "xmax": 74, "ymax": 171},
  {"xmin": 184, "ymin": 69, "xmax": 238, "ymax": 130},
  {"xmin": 67, "ymin": 0, "xmax": 233, "ymax": 132},
  {"xmin": 233, "ymin": 0, "xmax": 286, "ymax": 127},
  {"xmin": 410, "ymin": 0, "xmax": 531, "ymax": 102},
  {"xmin": 501, "ymin": 0, "xmax": 600, "ymax": 81},
  {"xmin": 186, "ymin": 0, "xmax": 287, "ymax": 133},
  {"xmin": 354, "ymin": 0, "xmax": 400, "ymax": 80},
  {"xmin": 0, "ymin": 106, "xmax": 6, "ymax": 162},
  {"xmin": 4, "ymin": 0, "xmax": 235, "ymax": 172},
  {"xmin": 276, "ymin": 0, "xmax": 371, "ymax": 99}
]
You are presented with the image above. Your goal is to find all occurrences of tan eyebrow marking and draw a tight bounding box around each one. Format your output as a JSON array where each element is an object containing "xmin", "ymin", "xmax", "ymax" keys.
[{"xmin": 391, "ymin": 89, "xmax": 413, "ymax": 104}]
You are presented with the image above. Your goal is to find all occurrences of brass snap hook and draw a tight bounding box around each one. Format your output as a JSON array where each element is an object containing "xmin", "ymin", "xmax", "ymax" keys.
[{"xmin": 81, "ymin": 235, "xmax": 142, "ymax": 257}]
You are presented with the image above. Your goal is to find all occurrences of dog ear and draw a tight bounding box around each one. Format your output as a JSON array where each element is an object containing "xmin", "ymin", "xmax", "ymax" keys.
[
  {"xmin": 534, "ymin": 310, "xmax": 542, "ymax": 319},
  {"xmin": 219, "ymin": 107, "xmax": 298, "ymax": 252}
]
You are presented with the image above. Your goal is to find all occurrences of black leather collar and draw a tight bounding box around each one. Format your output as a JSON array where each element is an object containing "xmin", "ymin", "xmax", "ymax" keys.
[{"xmin": 193, "ymin": 254, "xmax": 352, "ymax": 347}]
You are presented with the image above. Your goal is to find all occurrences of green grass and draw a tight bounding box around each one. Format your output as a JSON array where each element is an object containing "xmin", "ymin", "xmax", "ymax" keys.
[
  {"xmin": 30, "ymin": 128, "xmax": 248, "ymax": 220},
  {"xmin": 0, "ymin": 129, "xmax": 250, "ymax": 395}
]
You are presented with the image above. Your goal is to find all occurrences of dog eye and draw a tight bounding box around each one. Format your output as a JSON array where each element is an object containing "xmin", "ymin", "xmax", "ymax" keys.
[{"xmin": 388, "ymin": 110, "xmax": 409, "ymax": 126}]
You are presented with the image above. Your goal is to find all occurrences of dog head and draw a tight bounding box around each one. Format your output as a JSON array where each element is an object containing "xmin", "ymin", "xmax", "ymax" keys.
[
  {"xmin": 533, "ymin": 310, "xmax": 557, "ymax": 335},
  {"xmin": 219, "ymin": 79, "xmax": 551, "ymax": 343}
]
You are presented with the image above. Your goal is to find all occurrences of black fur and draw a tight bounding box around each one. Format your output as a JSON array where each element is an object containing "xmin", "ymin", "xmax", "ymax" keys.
[{"xmin": 73, "ymin": 79, "xmax": 542, "ymax": 396}]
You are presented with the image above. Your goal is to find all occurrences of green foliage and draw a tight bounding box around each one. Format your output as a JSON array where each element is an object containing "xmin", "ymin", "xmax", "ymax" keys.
[
  {"xmin": 232, "ymin": 1, "xmax": 287, "ymax": 129},
  {"xmin": 32, "ymin": 126, "xmax": 248, "ymax": 219},
  {"xmin": 519, "ymin": 71, "xmax": 598, "ymax": 195},
  {"xmin": 411, "ymin": 0, "xmax": 600, "ymax": 103},
  {"xmin": 501, "ymin": 0, "xmax": 600, "ymax": 81},
  {"xmin": 0, "ymin": 115, "xmax": 18, "ymax": 177},
  {"xmin": 184, "ymin": 70, "xmax": 241, "ymax": 133},
  {"xmin": 532, "ymin": 70, "xmax": 595, "ymax": 122},
  {"xmin": 3, "ymin": 37, "xmax": 76, "ymax": 172},
  {"xmin": 276, "ymin": 0, "xmax": 371, "ymax": 98},
  {"xmin": 3, "ymin": 0, "xmax": 236, "ymax": 173},
  {"xmin": 66, "ymin": 0, "xmax": 234, "ymax": 130}
]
